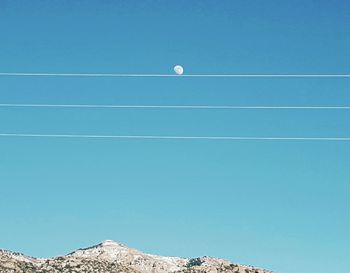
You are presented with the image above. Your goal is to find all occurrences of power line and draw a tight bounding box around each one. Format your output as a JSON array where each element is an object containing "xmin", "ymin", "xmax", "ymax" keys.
[
  {"xmin": 1, "ymin": 72, "xmax": 350, "ymax": 78},
  {"xmin": 1, "ymin": 103, "xmax": 350, "ymax": 110},
  {"xmin": 0, "ymin": 133, "xmax": 349, "ymax": 141}
]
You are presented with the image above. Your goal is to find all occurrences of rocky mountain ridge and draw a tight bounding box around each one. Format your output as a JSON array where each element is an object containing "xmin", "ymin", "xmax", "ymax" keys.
[{"xmin": 0, "ymin": 240, "xmax": 275, "ymax": 273}]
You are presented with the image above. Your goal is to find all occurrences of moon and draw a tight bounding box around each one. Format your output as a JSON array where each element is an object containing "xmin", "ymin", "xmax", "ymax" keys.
[{"xmin": 174, "ymin": 65, "xmax": 184, "ymax": 75}]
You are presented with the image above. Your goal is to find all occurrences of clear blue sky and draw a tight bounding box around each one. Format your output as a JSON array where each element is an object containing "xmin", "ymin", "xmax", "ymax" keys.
[{"xmin": 0, "ymin": 1, "xmax": 350, "ymax": 273}]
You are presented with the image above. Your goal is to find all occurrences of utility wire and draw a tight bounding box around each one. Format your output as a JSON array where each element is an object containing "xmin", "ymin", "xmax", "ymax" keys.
[
  {"xmin": 0, "ymin": 133, "xmax": 349, "ymax": 141},
  {"xmin": 1, "ymin": 103, "xmax": 350, "ymax": 110},
  {"xmin": 1, "ymin": 72, "xmax": 350, "ymax": 78}
]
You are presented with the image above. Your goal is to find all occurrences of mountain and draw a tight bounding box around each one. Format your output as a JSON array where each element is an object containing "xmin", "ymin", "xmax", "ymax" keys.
[{"xmin": 0, "ymin": 240, "xmax": 274, "ymax": 273}]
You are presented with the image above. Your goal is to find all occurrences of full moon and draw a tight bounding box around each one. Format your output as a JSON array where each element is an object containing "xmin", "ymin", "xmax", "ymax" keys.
[{"xmin": 174, "ymin": 65, "xmax": 184, "ymax": 75}]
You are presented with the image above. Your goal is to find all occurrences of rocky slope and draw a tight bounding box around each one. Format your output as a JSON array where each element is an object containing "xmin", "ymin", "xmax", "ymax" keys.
[{"xmin": 0, "ymin": 240, "xmax": 274, "ymax": 273}]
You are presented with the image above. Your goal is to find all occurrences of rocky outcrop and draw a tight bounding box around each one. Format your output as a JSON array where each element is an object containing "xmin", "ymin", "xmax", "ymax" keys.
[{"xmin": 0, "ymin": 240, "xmax": 274, "ymax": 273}]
